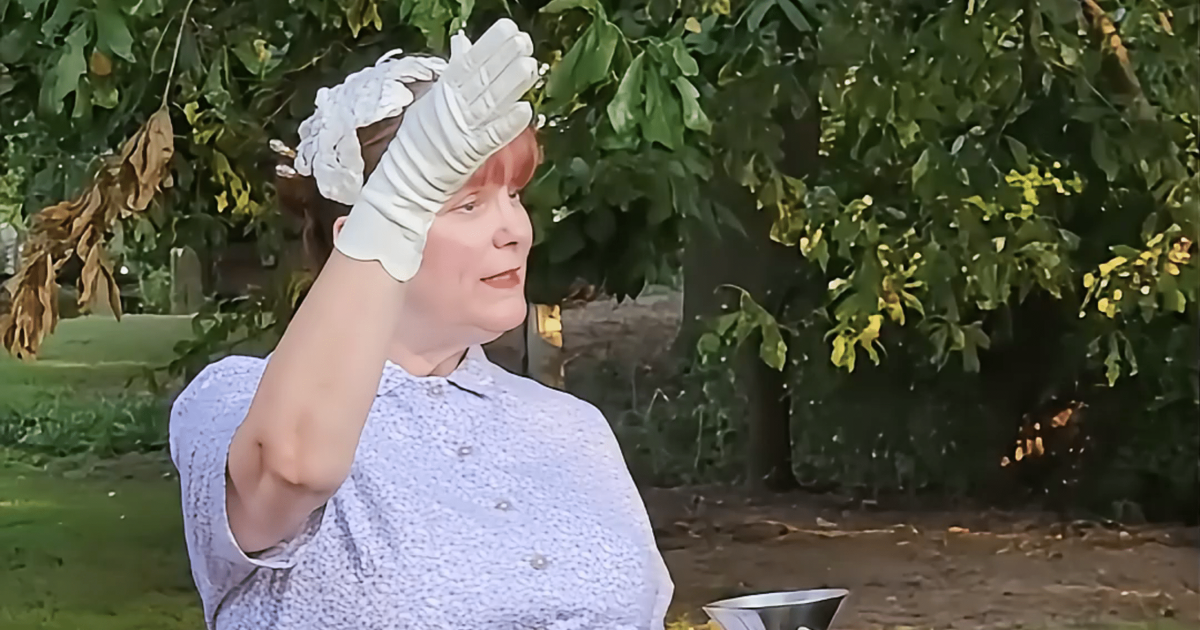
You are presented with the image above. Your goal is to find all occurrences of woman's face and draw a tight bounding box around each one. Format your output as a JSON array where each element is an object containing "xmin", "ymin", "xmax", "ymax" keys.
[
  {"xmin": 334, "ymin": 127, "xmax": 540, "ymax": 347},
  {"xmin": 406, "ymin": 181, "xmax": 533, "ymax": 338}
]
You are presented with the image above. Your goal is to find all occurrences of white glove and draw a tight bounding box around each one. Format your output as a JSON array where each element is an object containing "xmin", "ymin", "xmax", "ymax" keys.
[{"xmin": 334, "ymin": 18, "xmax": 540, "ymax": 282}]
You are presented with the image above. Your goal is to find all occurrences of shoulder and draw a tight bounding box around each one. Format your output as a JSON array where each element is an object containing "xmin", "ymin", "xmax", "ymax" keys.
[
  {"xmin": 486, "ymin": 367, "xmax": 614, "ymax": 437},
  {"xmin": 490, "ymin": 367, "xmax": 603, "ymax": 416},
  {"xmin": 169, "ymin": 355, "xmax": 267, "ymax": 449},
  {"xmin": 175, "ymin": 355, "xmax": 268, "ymax": 402}
]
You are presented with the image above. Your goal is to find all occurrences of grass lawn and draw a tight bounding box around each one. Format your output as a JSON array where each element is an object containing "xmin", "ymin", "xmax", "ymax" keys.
[
  {"xmin": 0, "ymin": 459, "xmax": 203, "ymax": 629},
  {"xmin": 0, "ymin": 315, "xmax": 194, "ymax": 410}
]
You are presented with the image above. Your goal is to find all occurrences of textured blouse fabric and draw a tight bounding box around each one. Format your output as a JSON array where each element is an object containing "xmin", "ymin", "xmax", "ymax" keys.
[{"xmin": 168, "ymin": 345, "xmax": 673, "ymax": 630}]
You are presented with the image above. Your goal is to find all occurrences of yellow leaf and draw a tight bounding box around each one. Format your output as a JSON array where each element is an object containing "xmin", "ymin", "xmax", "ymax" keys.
[
  {"xmin": 1113, "ymin": 289, "xmax": 1123, "ymax": 301},
  {"xmin": 1083, "ymin": 273, "xmax": 1095, "ymax": 288},
  {"xmin": 684, "ymin": 17, "xmax": 702, "ymax": 32},
  {"xmin": 860, "ymin": 313, "xmax": 883, "ymax": 346},
  {"xmin": 1099, "ymin": 256, "xmax": 1127, "ymax": 276},
  {"xmin": 1165, "ymin": 262, "xmax": 1180, "ymax": 275},
  {"xmin": 831, "ymin": 335, "xmax": 847, "ymax": 366},
  {"xmin": 1097, "ymin": 297, "xmax": 1110, "ymax": 313}
]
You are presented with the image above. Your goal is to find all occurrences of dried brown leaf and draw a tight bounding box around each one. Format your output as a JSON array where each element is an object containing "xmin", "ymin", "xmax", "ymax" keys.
[
  {"xmin": 0, "ymin": 253, "xmax": 59, "ymax": 360},
  {"xmin": 77, "ymin": 244, "xmax": 123, "ymax": 319},
  {"xmin": 1, "ymin": 111, "xmax": 171, "ymax": 359},
  {"xmin": 120, "ymin": 107, "xmax": 175, "ymax": 212}
]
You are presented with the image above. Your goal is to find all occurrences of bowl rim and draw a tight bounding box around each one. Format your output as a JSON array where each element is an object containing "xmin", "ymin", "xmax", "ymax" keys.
[{"xmin": 701, "ymin": 588, "xmax": 851, "ymax": 612}]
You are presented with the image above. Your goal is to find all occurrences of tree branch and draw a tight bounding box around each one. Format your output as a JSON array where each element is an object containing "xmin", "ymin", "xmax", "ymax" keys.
[{"xmin": 1079, "ymin": 0, "xmax": 1152, "ymax": 117}]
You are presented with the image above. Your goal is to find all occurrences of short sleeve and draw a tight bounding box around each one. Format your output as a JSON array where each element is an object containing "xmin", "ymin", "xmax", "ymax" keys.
[
  {"xmin": 650, "ymin": 551, "xmax": 675, "ymax": 628},
  {"xmin": 574, "ymin": 400, "xmax": 675, "ymax": 629},
  {"xmin": 169, "ymin": 355, "xmax": 327, "ymax": 626}
]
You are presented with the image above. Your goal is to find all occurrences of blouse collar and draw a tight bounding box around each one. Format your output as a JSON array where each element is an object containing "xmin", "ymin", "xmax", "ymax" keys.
[{"xmin": 379, "ymin": 344, "xmax": 495, "ymax": 398}]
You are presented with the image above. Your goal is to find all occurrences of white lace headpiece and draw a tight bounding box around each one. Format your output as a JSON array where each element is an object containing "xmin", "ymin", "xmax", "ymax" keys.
[{"xmin": 292, "ymin": 50, "xmax": 449, "ymax": 206}]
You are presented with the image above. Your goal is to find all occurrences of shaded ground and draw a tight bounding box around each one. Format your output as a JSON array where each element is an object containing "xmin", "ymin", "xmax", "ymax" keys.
[
  {"xmin": 0, "ymin": 299, "xmax": 1196, "ymax": 629},
  {"xmin": 1, "ymin": 455, "xmax": 1195, "ymax": 630},
  {"xmin": 647, "ymin": 484, "xmax": 1199, "ymax": 629},
  {"xmin": 563, "ymin": 293, "xmax": 1199, "ymax": 630}
]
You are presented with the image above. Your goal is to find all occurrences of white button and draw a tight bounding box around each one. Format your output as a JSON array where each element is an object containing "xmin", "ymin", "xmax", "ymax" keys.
[
  {"xmin": 457, "ymin": 445, "xmax": 473, "ymax": 457},
  {"xmin": 529, "ymin": 554, "xmax": 548, "ymax": 570},
  {"xmin": 495, "ymin": 500, "xmax": 511, "ymax": 511}
]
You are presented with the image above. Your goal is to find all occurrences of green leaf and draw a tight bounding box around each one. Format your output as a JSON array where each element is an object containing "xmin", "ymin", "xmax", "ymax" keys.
[
  {"xmin": 668, "ymin": 38, "xmax": 698, "ymax": 76},
  {"xmin": 94, "ymin": 0, "xmax": 134, "ymax": 61},
  {"xmin": 776, "ymin": 0, "xmax": 811, "ymax": 32},
  {"xmin": 545, "ymin": 19, "xmax": 619, "ymax": 103},
  {"xmin": 1104, "ymin": 335, "xmax": 1121, "ymax": 386},
  {"xmin": 72, "ymin": 72, "xmax": 91, "ymax": 119},
  {"xmin": 46, "ymin": 22, "xmax": 89, "ymax": 113},
  {"xmin": 539, "ymin": 0, "xmax": 598, "ymax": 14},
  {"xmin": 1163, "ymin": 288, "xmax": 1186, "ymax": 313},
  {"xmin": 42, "ymin": 0, "xmax": 78, "ymax": 38},
  {"xmin": 643, "ymin": 67, "xmax": 681, "ymax": 149},
  {"xmin": 672, "ymin": 76, "xmax": 711, "ymax": 134},
  {"xmin": 606, "ymin": 52, "xmax": 645, "ymax": 135},
  {"xmin": 1091, "ymin": 129, "xmax": 1119, "ymax": 181},
  {"xmin": 714, "ymin": 312, "xmax": 739, "ymax": 336},
  {"xmin": 231, "ymin": 36, "xmax": 286, "ymax": 77},
  {"xmin": 745, "ymin": 0, "xmax": 774, "ymax": 31},
  {"xmin": 697, "ymin": 332, "xmax": 721, "ymax": 356},
  {"xmin": 911, "ymin": 148, "xmax": 931, "ymax": 186},
  {"xmin": 0, "ymin": 23, "xmax": 36, "ymax": 64},
  {"xmin": 91, "ymin": 76, "xmax": 118, "ymax": 108},
  {"xmin": 759, "ymin": 321, "xmax": 787, "ymax": 370},
  {"xmin": 1120, "ymin": 334, "xmax": 1138, "ymax": 377}
]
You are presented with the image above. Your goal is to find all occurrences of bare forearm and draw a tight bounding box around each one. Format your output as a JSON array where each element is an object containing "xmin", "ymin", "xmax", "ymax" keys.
[{"xmin": 229, "ymin": 251, "xmax": 402, "ymax": 547}]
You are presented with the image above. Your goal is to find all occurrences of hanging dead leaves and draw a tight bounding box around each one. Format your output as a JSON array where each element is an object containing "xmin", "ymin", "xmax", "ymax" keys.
[{"xmin": 0, "ymin": 107, "xmax": 174, "ymax": 360}]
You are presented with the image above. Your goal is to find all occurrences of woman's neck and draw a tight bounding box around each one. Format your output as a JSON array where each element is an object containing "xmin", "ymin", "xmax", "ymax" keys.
[
  {"xmin": 384, "ymin": 308, "xmax": 472, "ymax": 377},
  {"xmin": 384, "ymin": 337, "xmax": 467, "ymax": 377}
]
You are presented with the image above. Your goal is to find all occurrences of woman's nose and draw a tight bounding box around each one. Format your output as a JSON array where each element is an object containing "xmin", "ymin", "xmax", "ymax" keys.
[{"xmin": 492, "ymin": 190, "xmax": 532, "ymax": 247}]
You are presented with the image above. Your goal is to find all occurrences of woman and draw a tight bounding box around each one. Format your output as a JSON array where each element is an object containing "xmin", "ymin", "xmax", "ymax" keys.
[{"xmin": 169, "ymin": 19, "xmax": 673, "ymax": 630}]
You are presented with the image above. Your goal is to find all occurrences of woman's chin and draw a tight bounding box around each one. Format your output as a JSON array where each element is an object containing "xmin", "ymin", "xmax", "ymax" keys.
[{"xmin": 476, "ymin": 295, "xmax": 529, "ymax": 335}]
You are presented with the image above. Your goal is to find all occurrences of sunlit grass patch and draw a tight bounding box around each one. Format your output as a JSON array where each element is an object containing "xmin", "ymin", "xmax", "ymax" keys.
[{"xmin": 0, "ymin": 462, "xmax": 202, "ymax": 630}]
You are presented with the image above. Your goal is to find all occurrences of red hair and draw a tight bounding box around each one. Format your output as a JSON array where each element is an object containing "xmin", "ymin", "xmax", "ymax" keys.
[{"xmin": 466, "ymin": 125, "xmax": 542, "ymax": 190}]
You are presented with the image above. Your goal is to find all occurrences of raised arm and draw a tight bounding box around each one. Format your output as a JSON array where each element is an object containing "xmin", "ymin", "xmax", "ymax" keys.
[{"xmin": 221, "ymin": 20, "xmax": 540, "ymax": 553}]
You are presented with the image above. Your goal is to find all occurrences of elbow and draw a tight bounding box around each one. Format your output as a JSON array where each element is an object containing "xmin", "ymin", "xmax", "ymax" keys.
[{"xmin": 255, "ymin": 414, "xmax": 349, "ymax": 497}]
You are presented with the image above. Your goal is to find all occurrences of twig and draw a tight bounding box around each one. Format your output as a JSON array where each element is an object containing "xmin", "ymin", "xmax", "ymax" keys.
[{"xmin": 162, "ymin": 0, "xmax": 198, "ymax": 108}]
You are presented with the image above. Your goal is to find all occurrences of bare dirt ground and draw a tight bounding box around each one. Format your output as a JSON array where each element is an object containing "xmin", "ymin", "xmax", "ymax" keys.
[{"xmin": 559, "ymin": 292, "xmax": 1200, "ymax": 629}]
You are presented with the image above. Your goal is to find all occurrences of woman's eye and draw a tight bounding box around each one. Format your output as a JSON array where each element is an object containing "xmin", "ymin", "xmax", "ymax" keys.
[
  {"xmin": 509, "ymin": 190, "xmax": 521, "ymax": 200},
  {"xmin": 459, "ymin": 202, "xmax": 476, "ymax": 212}
]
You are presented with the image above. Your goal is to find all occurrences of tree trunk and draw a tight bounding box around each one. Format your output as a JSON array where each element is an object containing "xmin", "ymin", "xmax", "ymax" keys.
[
  {"xmin": 677, "ymin": 185, "xmax": 800, "ymax": 491},
  {"xmin": 676, "ymin": 77, "xmax": 821, "ymax": 491}
]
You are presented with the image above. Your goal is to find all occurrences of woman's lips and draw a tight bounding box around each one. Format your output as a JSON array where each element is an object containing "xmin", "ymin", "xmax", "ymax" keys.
[{"xmin": 482, "ymin": 268, "xmax": 522, "ymax": 289}]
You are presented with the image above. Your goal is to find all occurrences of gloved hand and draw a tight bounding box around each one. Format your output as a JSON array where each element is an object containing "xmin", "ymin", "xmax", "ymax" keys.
[{"xmin": 334, "ymin": 18, "xmax": 539, "ymax": 282}]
